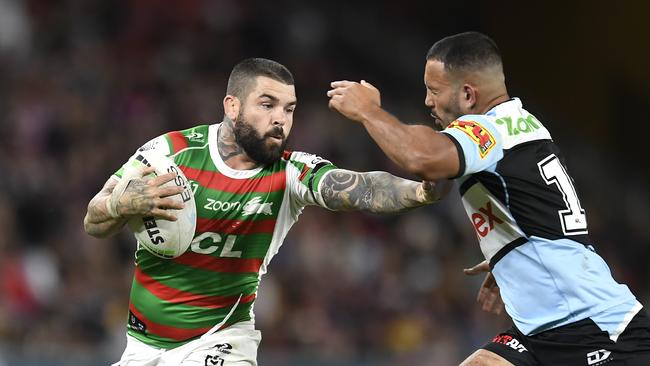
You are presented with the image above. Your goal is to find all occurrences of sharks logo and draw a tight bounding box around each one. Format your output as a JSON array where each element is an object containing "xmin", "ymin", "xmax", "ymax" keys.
[{"xmin": 242, "ymin": 197, "xmax": 273, "ymax": 216}]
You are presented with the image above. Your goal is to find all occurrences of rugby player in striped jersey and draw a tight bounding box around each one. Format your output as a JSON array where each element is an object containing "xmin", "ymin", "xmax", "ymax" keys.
[{"xmin": 84, "ymin": 58, "xmax": 450, "ymax": 365}]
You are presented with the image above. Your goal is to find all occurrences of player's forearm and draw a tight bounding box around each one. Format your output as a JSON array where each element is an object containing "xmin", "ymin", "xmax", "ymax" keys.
[
  {"xmin": 321, "ymin": 169, "xmax": 435, "ymax": 213},
  {"xmin": 360, "ymin": 107, "xmax": 456, "ymax": 181},
  {"xmin": 83, "ymin": 195, "xmax": 128, "ymax": 238}
]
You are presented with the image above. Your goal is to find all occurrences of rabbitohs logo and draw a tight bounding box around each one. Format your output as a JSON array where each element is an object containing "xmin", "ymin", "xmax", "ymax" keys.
[{"xmin": 242, "ymin": 196, "xmax": 273, "ymax": 216}]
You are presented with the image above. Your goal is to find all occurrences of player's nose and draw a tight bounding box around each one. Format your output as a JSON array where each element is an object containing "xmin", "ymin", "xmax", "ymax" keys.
[
  {"xmin": 271, "ymin": 108, "xmax": 287, "ymax": 126},
  {"xmin": 425, "ymin": 93, "xmax": 434, "ymax": 108}
]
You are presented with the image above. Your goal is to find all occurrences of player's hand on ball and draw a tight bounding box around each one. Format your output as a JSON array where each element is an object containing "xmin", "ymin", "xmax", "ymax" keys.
[
  {"xmin": 464, "ymin": 260, "xmax": 505, "ymax": 315},
  {"xmin": 327, "ymin": 80, "xmax": 381, "ymax": 122},
  {"xmin": 116, "ymin": 166, "xmax": 185, "ymax": 221}
]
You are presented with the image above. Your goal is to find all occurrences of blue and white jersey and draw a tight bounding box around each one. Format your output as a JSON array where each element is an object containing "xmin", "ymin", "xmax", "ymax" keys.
[{"xmin": 442, "ymin": 98, "xmax": 639, "ymax": 336}]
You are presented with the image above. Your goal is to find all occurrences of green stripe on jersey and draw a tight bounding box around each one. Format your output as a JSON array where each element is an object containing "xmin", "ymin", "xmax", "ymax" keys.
[
  {"xmin": 136, "ymin": 262, "xmax": 260, "ymax": 297},
  {"xmin": 130, "ymin": 280, "xmax": 254, "ymax": 326}
]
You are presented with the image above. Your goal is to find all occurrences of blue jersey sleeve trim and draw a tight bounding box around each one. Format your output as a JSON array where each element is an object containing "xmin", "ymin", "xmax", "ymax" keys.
[
  {"xmin": 489, "ymin": 237, "xmax": 528, "ymax": 268},
  {"xmin": 442, "ymin": 131, "xmax": 465, "ymax": 179}
]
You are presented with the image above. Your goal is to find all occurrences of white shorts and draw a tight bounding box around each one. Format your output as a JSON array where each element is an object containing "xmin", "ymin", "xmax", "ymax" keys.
[{"xmin": 113, "ymin": 321, "xmax": 261, "ymax": 366}]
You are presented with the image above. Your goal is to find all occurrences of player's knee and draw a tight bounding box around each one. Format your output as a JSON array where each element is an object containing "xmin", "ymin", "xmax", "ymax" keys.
[{"xmin": 459, "ymin": 349, "xmax": 514, "ymax": 366}]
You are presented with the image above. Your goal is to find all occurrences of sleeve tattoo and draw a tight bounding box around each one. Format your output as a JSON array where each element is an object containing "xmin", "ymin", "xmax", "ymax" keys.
[{"xmin": 320, "ymin": 169, "xmax": 425, "ymax": 213}]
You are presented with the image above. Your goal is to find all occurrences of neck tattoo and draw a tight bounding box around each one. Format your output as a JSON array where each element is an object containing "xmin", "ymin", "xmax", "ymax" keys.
[{"xmin": 217, "ymin": 119, "xmax": 245, "ymax": 162}]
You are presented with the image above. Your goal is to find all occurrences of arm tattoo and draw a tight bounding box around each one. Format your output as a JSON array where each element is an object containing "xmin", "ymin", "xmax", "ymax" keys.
[
  {"xmin": 320, "ymin": 169, "xmax": 423, "ymax": 213},
  {"xmin": 217, "ymin": 118, "xmax": 245, "ymax": 162}
]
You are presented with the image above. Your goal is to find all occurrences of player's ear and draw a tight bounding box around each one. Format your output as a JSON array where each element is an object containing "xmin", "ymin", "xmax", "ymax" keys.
[
  {"xmin": 223, "ymin": 95, "xmax": 241, "ymax": 121},
  {"xmin": 462, "ymin": 84, "xmax": 477, "ymax": 110}
]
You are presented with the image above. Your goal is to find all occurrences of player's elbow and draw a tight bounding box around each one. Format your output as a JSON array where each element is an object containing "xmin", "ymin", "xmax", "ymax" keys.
[
  {"xmin": 83, "ymin": 214, "xmax": 103, "ymax": 238},
  {"xmin": 402, "ymin": 153, "xmax": 450, "ymax": 181},
  {"xmin": 83, "ymin": 208, "xmax": 113, "ymax": 239}
]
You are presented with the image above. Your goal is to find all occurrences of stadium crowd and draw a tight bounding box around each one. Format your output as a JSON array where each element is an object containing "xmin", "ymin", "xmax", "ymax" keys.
[{"xmin": 0, "ymin": 1, "xmax": 648, "ymax": 365}]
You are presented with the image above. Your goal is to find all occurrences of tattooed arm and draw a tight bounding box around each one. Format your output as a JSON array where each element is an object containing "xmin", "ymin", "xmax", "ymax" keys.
[
  {"xmin": 83, "ymin": 168, "xmax": 185, "ymax": 238},
  {"xmin": 320, "ymin": 169, "xmax": 451, "ymax": 213}
]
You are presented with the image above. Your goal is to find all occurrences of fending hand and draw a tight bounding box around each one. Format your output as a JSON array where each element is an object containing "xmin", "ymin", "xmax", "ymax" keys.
[{"xmin": 327, "ymin": 80, "xmax": 381, "ymax": 122}]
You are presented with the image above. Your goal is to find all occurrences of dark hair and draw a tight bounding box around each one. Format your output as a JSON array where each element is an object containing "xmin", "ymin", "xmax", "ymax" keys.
[
  {"xmin": 226, "ymin": 58, "xmax": 294, "ymax": 100},
  {"xmin": 426, "ymin": 32, "xmax": 502, "ymax": 74}
]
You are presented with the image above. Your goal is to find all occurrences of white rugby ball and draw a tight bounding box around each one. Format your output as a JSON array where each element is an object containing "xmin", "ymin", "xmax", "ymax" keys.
[{"xmin": 124, "ymin": 151, "xmax": 197, "ymax": 259}]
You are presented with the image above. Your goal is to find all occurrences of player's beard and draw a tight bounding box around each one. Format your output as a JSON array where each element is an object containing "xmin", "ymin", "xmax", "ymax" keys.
[
  {"xmin": 434, "ymin": 92, "xmax": 464, "ymax": 129},
  {"xmin": 233, "ymin": 112, "xmax": 287, "ymax": 166}
]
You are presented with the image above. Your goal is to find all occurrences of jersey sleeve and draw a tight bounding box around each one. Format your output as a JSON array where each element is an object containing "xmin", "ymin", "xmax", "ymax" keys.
[
  {"xmin": 441, "ymin": 115, "xmax": 504, "ymax": 177},
  {"xmin": 285, "ymin": 151, "xmax": 338, "ymax": 209},
  {"xmin": 112, "ymin": 126, "xmax": 210, "ymax": 179}
]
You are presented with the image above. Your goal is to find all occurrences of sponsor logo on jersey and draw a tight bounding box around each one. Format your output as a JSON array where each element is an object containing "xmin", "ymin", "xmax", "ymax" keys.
[
  {"xmin": 137, "ymin": 136, "xmax": 169, "ymax": 154},
  {"xmin": 491, "ymin": 334, "xmax": 528, "ymax": 353},
  {"xmin": 138, "ymin": 140, "xmax": 159, "ymax": 152},
  {"xmin": 586, "ymin": 349, "xmax": 612, "ymax": 365},
  {"xmin": 495, "ymin": 115, "xmax": 541, "ymax": 136},
  {"xmin": 204, "ymin": 343, "xmax": 232, "ymax": 366},
  {"xmin": 203, "ymin": 196, "xmax": 273, "ymax": 216},
  {"xmin": 204, "ymin": 199, "xmax": 241, "ymax": 212},
  {"xmin": 448, "ymin": 119, "xmax": 496, "ymax": 158},
  {"xmin": 471, "ymin": 201, "xmax": 504, "ymax": 237},
  {"xmin": 204, "ymin": 355, "xmax": 224, "ymax": 366},
  {"xmin": 242, "ymin": 196, "xmax": 273, "ymax": 216},
  {"xmin": 292, "ymin": 152, "xmax": 332, "ymax": 168},
  {"xmin": 186, "ymin": 131, "xmax": 204, "ymax": 141},
  {"xmin": 128, "ymin": 311, "xmax": 147, "ymax": 334}
]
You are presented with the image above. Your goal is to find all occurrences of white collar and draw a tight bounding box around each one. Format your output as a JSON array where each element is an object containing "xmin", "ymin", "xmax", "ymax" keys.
[{"xmin": 208, "ymin": 123, "xmax": 264, "ymax": 179}]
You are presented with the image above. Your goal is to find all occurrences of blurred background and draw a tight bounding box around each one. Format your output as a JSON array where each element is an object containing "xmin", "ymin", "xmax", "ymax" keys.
[{"xmin": 0, "ymin": 0, "xmax": 648, "ymax": 365}]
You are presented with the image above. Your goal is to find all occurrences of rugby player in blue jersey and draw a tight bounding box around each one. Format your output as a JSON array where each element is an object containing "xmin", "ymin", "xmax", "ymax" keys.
[{"xmin": 328, "ymin": 32, "xmax": 650, "ymax": 365}]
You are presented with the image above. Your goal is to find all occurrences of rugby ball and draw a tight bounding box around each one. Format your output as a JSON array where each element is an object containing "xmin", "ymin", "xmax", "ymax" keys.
[{"xmin": 124, "ymin": 151, "xmax": 196, "ymax": 258}]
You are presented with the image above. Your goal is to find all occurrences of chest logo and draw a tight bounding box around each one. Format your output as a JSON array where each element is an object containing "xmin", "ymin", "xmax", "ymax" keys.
[
  {"xmin": 242, "ymin": 197, "xmax": 273, "ymax": 216},
  {"xmin": 448, "ymin": 119, "xmax": 496, "ymax": 158}
]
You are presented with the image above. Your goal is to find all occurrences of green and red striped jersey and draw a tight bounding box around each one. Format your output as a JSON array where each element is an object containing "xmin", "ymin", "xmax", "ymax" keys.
[{"xmin": 113, "ymin": 124, "xmax": 337, "ymax": 349}]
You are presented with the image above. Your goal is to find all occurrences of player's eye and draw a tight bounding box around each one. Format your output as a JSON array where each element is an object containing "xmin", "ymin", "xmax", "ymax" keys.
[
  {"xmin": 261, "ymin": 103, "xmax": 273, "ymax": 110},
  {"xmin": 286, "ymin": 107, "xmax": 295, "ymax": 114}
]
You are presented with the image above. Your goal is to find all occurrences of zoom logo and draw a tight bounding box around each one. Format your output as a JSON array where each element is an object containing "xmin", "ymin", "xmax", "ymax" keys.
[{"xmin": 204, "ymin": 198, "xmax": 241, "ymax": 212}]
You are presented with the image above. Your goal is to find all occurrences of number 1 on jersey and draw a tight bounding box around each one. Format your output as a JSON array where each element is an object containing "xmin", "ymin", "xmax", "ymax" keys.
[{"xmin": 537, "ymin": 154, "xmax": 588, "ymax": 235}]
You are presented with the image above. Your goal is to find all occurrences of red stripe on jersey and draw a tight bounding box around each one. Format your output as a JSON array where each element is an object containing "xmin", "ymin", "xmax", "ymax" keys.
[
  {"xmin": 174, "ymin": 252, "xmax": 263, "ymax": 273},
  {"xmin": 168, "ymin": 131, "xmax": 189, "ymax": 153},
  {"xmin": 282, "ymin": 150, "xmax": 293, "ymax": 160},
  {"xmin": 135, "ymin": 267, "xmax": 256, "ymax": 308},
  {"xmin": 196, "ymin": 217, "xmax": 276, "ymax": 235},
  {"xmin": 298, "ymin": 165, "xmax": 309, "ymax": 181},
  {"xmin": 179, "ymin": 166, "xmax": 286, "ymax": 193},
  {"xmin": 129, "ymin": 302, "xmax": 212, "ymax": 341}
]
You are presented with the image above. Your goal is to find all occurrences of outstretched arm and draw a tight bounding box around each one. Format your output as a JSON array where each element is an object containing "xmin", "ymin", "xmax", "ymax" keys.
[
  {"xmin": 327, "ymin": 80, "xmax": 460, "ymax": 181},
  {"xmin": 320, "ymin": 169, "xmax": 451, "ymax": 213}
]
